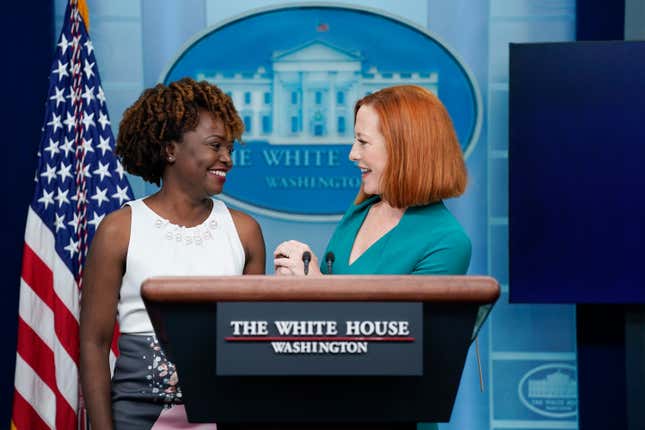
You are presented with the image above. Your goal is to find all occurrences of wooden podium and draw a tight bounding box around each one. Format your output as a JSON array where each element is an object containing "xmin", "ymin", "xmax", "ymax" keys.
[{"xmin": 142, "ymin": 275, "xmax": 499, "ymax": 429}]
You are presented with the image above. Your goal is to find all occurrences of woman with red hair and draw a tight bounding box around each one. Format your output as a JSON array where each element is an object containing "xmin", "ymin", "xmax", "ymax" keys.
[{"xmin": 274, "ymin": 85, "xmax": 470, "ymax": 277}]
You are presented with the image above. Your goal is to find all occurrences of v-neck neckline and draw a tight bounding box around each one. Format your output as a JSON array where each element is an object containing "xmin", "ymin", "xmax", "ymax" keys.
[{"xmin": 347, "ymin": 197, "xmax": 407, "ymax": 267}]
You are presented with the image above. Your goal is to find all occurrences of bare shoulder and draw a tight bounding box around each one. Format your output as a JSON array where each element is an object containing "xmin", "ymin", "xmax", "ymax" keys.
[
  {"xmin": 228, "ymin": 208, "xmax": 265, "ymax": 250},
  {"xmin": 228, "ymin": 207, "xmax": 266, "ymax": 274},
  {"xmin": 229, "ymin": 208, "xmax": 261, "ymax": 234},
  {"xmin": 92, "ymin": 205, "xmax": 132, "ymax": 251}
]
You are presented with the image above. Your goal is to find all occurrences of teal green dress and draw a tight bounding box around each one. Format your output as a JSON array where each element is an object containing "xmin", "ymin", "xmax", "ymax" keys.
[
  {"xmin": 322, "ymin": 196, "xmax": 471, "ymax": 276},
  {"xmin": 321, "ymin": 196, "xmax": 471, "ymax": 430}
]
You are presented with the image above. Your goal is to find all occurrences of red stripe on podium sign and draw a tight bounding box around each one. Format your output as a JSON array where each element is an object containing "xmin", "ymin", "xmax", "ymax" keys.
[{"xmin": 224, "ymin": 336, "xmax": 415, "ymax": 342}]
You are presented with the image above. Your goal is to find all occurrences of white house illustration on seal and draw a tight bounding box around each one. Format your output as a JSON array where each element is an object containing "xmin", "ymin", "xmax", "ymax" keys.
[
  {"xmin": 528, "ymin": 370, "xmax": 577, "ymax": 399},
  {"xmin": 197, "ymin": 40, "xmax": 439, "ymax": 144}
]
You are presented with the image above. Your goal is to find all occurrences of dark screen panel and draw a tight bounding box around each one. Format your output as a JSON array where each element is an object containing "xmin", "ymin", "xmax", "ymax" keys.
[
  {"xmin": 576, "ymin": 0, "xmax": 625, "ymax": 41},
  {"xmin": 509, "ymin": 41, "xmax": 645, "ymax": 303}
]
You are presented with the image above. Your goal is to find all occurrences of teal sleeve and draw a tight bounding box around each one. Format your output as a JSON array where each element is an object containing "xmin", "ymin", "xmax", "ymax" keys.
[{"xmin": 412, "ymin": 230, "xmax": 472, "ymax": 275}]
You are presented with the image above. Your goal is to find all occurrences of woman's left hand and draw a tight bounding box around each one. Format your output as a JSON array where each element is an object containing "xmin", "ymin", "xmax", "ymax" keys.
[{"xmin": 273, "ymin": 240, "xmax": 322, "ymax": 276}]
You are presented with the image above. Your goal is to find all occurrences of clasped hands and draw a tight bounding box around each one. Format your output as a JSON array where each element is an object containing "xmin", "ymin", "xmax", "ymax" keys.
[{"xmin": 273, "ymin": 240, "xmax": 322, "ymax": 276}]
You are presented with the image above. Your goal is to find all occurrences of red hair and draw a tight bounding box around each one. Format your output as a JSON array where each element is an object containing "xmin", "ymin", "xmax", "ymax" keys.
[{"xmin": 354, "ymin": 85, "xmax": 467, "ymax": 207}]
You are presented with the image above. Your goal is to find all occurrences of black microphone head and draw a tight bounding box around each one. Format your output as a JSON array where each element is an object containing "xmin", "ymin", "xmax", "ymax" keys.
[
  {"xmin": 302, "ymin": 251, "xmax": 311, "ymax": 263},
  {"xmin": 325, "ymin": 251, "xmax": 335, "ymax": 263}
]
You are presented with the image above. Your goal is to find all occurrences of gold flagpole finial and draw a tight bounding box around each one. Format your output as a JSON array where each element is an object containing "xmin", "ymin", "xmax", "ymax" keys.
[{"xmin": 77, "ymin": 0, "xmax": 90, "ymax": 32}]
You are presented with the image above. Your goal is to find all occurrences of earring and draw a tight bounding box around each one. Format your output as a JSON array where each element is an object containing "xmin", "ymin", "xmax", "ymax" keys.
[{"xmin": 167, "ymin": 155, "xmax": 175, "ymax": 162}]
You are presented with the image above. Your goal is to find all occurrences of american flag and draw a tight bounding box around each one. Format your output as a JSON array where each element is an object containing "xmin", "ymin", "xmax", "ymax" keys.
[{"xmin": 12, "ymin": 1, "xmax": 132, "ymax": 429}]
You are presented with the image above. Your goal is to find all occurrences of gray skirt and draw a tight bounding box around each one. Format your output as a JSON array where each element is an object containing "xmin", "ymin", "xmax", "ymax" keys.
[{"xmin": 111, "ymin": 334, "xmax": 183, "ymax": 429}]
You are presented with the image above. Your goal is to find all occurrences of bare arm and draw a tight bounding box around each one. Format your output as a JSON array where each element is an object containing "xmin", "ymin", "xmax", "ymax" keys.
[
  {"xmin": 230, "ymin": 209, "xmax": 266, "ymax": 274},
  {"xmin": 79, "ymin": 207, "xmax": 130, "ymax": 430}
]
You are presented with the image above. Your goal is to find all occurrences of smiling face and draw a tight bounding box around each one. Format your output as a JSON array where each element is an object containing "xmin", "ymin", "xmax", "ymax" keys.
[
  {"xmin": 166, "ymin": 109, "xmax": 234, "ymax": 197},
  {"xmin": 349, "ymin": 104, "xmax": 388, "ymax": 196}
]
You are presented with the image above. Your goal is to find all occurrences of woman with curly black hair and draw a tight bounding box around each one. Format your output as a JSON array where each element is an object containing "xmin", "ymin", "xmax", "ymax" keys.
[{"xmin": 79, "ymin": 77, "xmax": 265, "ymax": 429}]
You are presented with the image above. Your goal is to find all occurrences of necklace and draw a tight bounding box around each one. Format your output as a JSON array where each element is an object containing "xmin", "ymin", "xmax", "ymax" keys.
[{"xmin": 150, "ymin": 200, "xmax": 218, "ymax": 246}]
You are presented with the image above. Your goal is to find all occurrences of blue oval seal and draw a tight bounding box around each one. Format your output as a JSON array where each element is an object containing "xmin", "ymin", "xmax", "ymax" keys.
[
  {"xmin": 162, "ymin": 4, "xmax": 481, "ymax": 221},
  {"xmin": 518, "ymin": 363, "xmax": 578, "ymax": 419}
]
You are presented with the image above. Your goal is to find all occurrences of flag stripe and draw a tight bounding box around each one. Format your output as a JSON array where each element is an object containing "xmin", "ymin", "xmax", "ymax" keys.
[
  {"xmin": 16, "ymin": 318, "xmax": 57, "ymax": 395},
  {"xmin": 11, "ymin": 390, "xmax": 51, "ymax": 430},
  {"xmin": 24, "ymin": 207, "xmax": 80, "ymax": 320},
  {"xmin": 111, "ymin": 325, "xmax": 120, "ymax": 354},
  {"xmin": 22, "ymin": 240, "xmax": 80, "ymax": 364},
  {"xmin": 16, "ymin": 318, "xmax": 77, "ymax": 430},
  {"xmin": 109, "ymin": 349, "xmax": 117, "ymax": 375},
  {"xmin": 14, "ymin": 355, "xmax": 57, "ymax": 429},
  {"xmin": 17, "ymin": 279, "xmax": 78, "ymax": 412},
  {"xmin": 110, "ymin": 327, "xmax": 120, "ymax": 373}
]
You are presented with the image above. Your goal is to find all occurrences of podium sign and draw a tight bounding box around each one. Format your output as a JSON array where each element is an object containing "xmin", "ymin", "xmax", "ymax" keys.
[
  {"xmin": 142, "ymin": 275, "xmax": 499, "ymax": 425},
  {"xmin": 216, "ymin": 302, "xmax": 423, "ymax": 375}
]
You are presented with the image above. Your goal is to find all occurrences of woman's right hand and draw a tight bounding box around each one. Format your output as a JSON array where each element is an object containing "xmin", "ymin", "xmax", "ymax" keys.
[{"xmin": 273, "ymin": 240, "xmax": 322, "ymax": 276}]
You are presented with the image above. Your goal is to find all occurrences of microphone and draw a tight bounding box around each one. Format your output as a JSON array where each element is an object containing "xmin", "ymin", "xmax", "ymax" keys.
[
  {"xmin": 325, "ymin": 251, "xmax": 335, "ymax": 275},
  {"xmin": 302, "ymin": 251, "xmax": 311, "ymax": 275}
]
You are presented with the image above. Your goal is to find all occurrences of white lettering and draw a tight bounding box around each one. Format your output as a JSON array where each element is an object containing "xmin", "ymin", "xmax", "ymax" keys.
[
  {"xmin": 270, "ymin": 341, "xmax": 368, "ymax": 354},
  {"xmin": 271, "ymin": 342, "xmax": 288, "ymax": 353},
  {"xmin": 273, "ymin": 321, "xmax": 338, "ymax": 335},
  {"xmin": 344, "ymin": 321, "xmax": 411, "ymax": 336},
  {"xmin": 262, "ymin": 150, "xmax": 283, "ymax": 166},
  {"xmin": 264, "ymin": 176, "xmax": 361, "ymax": 189},
  {"xmin": 261, "ymin": 149, "xmax": 341, "ymax": 167},
  {"xmin": 346, "ymin": 321, "xmax": 360, "ymax": 335},
  {"xmin": 230, "ymin": 321, "xmax": 243, "ymax": 336},
  {"xmin": 229, "ymin": 320, "xmax": 268, "ymax": 335},
  {"xmin": 399, "ymin": 321, "xmax": 410, "ymax": 336},
  {"xmin": 274, "ymin": 321, "xmax": 295, "ymax": 335},
  {"xmin": 231, "ymin": 149, "xmax": 252, "ymax": 167}
]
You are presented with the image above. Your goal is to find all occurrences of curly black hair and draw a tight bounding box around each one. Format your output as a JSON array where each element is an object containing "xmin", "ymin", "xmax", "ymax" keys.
[{"xmin": 115, "ymin": 77, "xmax": 244, "ymax": 185}]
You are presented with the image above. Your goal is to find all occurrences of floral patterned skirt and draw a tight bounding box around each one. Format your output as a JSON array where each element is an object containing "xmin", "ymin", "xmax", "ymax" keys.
[{"xmin": 111, "ymin": 334, "xmax": 216, "ymax": 430}]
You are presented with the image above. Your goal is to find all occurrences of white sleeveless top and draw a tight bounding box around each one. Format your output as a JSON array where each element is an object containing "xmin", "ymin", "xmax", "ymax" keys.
[{"xmin": 117, "ymin": 198, "xmax": 245, "ymax": 334}]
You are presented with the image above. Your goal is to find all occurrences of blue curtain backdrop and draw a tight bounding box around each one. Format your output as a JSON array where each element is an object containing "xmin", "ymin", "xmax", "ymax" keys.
[
  {"xmin": 45, "ymin": 1, "xmax": 579, "ymax": 429},
  {"xmin": 0, "ymin": 2, "xmax": 54, "ymax": 426}
]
